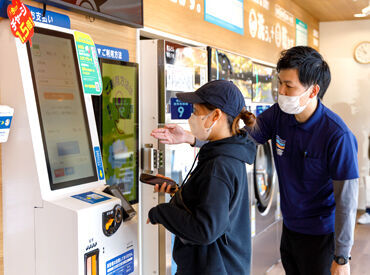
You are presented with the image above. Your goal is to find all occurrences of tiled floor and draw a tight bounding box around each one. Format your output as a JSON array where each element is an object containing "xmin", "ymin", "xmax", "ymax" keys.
[{"xmin": 267, "ymin": 212, "xmax": 370, "ymax": 275}]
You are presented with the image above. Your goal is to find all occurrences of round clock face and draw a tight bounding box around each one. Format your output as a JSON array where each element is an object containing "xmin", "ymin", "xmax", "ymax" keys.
[{"xmin": 354, "ymin": 42, "xmax": 370, "ymax": 64}]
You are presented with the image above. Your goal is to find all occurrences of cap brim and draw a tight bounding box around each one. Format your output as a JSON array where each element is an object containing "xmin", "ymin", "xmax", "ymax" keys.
[{"xmin": 176, "ymin": 92, "xmax": 205, "ymax": 104}]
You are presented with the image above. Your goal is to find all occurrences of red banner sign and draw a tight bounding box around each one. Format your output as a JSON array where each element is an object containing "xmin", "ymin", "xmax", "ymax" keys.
[{"xmin": 7, "ymin": 0, "xmax": 35, "ymax": 45}]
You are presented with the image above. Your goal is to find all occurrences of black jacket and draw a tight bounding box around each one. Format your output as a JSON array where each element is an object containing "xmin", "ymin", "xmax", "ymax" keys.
[{"xmin": 149, "ymin": 133, "xmax": 256, "ymax": 275}]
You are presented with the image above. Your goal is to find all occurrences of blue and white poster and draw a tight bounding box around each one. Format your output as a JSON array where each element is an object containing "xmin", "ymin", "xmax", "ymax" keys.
[{"xmin": 204, "ymin": 0, "xmax": 244, "ymax": 35}]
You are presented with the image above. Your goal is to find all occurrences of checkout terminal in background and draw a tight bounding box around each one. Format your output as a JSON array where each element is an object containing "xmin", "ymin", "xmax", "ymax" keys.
[{"xmin": 0, "ymin": 21, "xmax": 138, "ymax": 275}]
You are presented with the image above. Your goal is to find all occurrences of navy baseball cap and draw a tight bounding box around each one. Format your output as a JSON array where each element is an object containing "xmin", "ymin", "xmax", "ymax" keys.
[{"xmin": 176, "ymin": 80, "xmax": 246, "ymax": 118}]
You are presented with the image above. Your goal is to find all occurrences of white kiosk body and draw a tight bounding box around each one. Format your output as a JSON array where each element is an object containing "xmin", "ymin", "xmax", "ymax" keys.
[{"xmin": 0, "ymin": 21, "xmax": 138, "ymax": 275}]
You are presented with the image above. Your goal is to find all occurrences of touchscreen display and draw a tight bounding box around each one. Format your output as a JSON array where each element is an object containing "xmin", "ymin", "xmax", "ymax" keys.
[{"xmin": 27, "ymin": 28, "xmax": 97, "ymax": 190}]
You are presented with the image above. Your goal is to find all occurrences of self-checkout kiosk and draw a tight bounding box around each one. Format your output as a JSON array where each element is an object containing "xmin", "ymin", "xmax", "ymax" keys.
[{"xmin": 0, "ymin": 21, "xmax": 138, "ymax": 275}]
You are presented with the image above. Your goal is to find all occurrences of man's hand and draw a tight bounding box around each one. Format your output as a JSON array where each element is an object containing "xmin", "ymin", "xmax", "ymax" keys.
[
  {"xmin": 151, "ymin": 124, "xmax": 195, "ymax": 145},
  {"xmin": 331, "ymin": 261, "xmax": 350, "ymax": 275}
]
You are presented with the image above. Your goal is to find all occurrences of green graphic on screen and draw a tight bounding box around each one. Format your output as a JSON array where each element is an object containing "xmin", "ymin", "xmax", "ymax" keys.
[{"xmin": 101, "ymin": 62, "xmax": 138, "ymax": 202}]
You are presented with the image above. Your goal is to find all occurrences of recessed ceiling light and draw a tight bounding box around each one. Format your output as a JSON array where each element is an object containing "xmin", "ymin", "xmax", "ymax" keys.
[{"xmin": 354, "ymin": 13, "xmax": 367, "ymax": 17}]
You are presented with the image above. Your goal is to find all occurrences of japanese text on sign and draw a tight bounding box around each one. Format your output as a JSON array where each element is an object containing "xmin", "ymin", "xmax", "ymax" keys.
[
  {"xmin": 170, "ymin": 0, "xmax": 201, "ymax": 14},
  {"xmin": 7, "ymin": 0, "xmax": 35, "ymax": 45},
  {"xmin": 248, "ymin": 8, "xmax": 294, "ymax": 49},
  {"xmin": 30, "ymin": 10, "xmax": 53, "ymax": 24},
  {"xmin": 252, "ymin": 0, "xmax": 269, "ymax": 10},
  {"xmin": 95, "ymin": 44, "xmax": 129, "ymax": 62}
]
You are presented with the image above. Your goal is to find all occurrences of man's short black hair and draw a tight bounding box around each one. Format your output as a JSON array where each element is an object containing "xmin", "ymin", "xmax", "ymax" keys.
[{"xmin": 276, "ymin": 46, "xmax": 331, "ymax": 99}]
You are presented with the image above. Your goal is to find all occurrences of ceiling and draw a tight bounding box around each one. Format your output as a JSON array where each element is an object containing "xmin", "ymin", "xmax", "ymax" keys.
[{"xmin": 292, "ymin": 0, "xmax": 370, "ymax": 21}]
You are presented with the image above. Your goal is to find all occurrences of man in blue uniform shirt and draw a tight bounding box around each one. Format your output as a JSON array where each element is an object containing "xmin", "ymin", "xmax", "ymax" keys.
[{"xmin": 151, "ymin": 46, "xmax": 359, "ymax": 275}]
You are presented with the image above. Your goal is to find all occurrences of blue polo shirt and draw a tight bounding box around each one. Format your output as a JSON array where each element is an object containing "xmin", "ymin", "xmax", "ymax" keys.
[{"xmin": 249, "ymin": 100, "xmax": 359, "ymax": 235}]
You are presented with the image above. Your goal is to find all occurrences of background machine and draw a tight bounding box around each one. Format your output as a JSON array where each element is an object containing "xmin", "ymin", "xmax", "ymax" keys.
[
  {"xmin": 0, "ymin": 22, "xmax": 138, "ymax": 275},
  {"xmin": 140, "ymin": 39, "xmax": 207, "ymax": 275},
  {"xmin": 250, "ymin": 62, "xmax": 282, "ymax": 275},
  {"xmin": 208, "ymin": 47, "xmax": 254, "ymax": 100}
]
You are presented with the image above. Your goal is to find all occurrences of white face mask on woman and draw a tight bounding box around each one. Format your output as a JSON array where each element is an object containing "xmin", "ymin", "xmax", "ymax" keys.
[
  {"xmin": 188, "ymin": 111, "xmax": 217, "ymax": 141},
  {"xmin": 278, "ymin": 85, "xmax": 314, "ymax": 114}
]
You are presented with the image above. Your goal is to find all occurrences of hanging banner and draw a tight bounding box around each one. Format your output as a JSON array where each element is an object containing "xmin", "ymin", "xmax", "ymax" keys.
[
  {"xmin": 74, "ymin": 31, "xmax": 103, "ymax": 95},
  {"xmin": 7, "ymin": 0, "xmax": 35, "ymax": 45}
]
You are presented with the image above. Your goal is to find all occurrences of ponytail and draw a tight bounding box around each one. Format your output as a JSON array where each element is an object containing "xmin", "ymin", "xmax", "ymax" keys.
[
  {"xmin": 202, "ymin": 103, "xmax": 256, "ymax": 136},
  {"xmin": 232, "ymin": 107, "xmax": 256, "ymax": 135}
]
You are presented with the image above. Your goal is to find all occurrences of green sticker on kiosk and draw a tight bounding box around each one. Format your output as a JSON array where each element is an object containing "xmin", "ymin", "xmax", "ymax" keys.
[{"xmin": 74, "ymin": 31, "xmax": 102, "ymax": 95}]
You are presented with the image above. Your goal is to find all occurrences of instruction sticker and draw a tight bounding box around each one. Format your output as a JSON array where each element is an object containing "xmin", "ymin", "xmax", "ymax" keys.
[
  {"xmin": 106, "ymin": 249, "xmax": 134, "ymax": 275},
  {"xmin": 74, "ymin": 31, "xmax": 102, "ymax": 95},
  {"xmin": 94, "ymin": 146, "xmax": 105, "ymax": 180},
  {"xmin": 72, "ymin": 191, "xmax": 110, "ymax": 204}
]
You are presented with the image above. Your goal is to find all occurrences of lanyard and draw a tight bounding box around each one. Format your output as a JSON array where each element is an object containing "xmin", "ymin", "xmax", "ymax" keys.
[{"xmin": 180, "ymin": 151, "xmax": 200, "ymax": 188}]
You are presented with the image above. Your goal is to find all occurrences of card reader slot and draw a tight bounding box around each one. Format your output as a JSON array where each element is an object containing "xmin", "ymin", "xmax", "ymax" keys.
[{"xmin": 103, "ymin": 186, "xmax": 136, "ymax": 221}]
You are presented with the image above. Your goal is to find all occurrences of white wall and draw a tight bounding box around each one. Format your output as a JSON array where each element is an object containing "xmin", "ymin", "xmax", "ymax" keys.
[{"xmin": 320, "ymin": 20, "xmax": 370, "ymax": 209}]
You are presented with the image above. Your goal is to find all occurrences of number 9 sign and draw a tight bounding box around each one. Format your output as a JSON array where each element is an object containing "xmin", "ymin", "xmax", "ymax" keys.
[
  {"xmin": 178, "ymin": 106, "xmax": 184, "ymax": 118},
  {"xmin": 170, "ymin": 98, "xmax": 192, "ymax": 120}
]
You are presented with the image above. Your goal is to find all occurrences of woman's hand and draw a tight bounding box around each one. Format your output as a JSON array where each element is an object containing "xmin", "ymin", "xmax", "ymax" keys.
[
  {"xmin": 151, "ymin": 124, "xmax": 195, "ymax": 145},
  {"xmin": 154, "ymin": 174, "xmax": 179, "ymax": 195}
]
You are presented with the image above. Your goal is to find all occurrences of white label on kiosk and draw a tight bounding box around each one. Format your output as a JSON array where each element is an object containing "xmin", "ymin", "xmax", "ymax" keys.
[{"xmin": 0, "ymin": 105, "xmax": 14, "ymax": 143}]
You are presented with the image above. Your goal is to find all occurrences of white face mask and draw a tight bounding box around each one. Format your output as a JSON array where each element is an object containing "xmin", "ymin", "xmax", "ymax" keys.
[
  {"xmin": 278, "ymin": 85, "xmax": 314, "ymax": 114},
  {"xmin": 188, "ymin": 111, "xmax": 217, "ymax": 141}
]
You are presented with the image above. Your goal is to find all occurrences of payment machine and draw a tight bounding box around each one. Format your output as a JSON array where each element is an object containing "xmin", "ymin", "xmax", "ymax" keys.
[{"xmin": 0, "ymin": 21, "xmax": 138, "ymax": 275}]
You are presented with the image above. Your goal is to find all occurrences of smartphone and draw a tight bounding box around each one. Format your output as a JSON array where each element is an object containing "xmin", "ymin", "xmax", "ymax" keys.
[{"xmin": 139, "ymin": 173, "xmax": 177, "ymax": 191}]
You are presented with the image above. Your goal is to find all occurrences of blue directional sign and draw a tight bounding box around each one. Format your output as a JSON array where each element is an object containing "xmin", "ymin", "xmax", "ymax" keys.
[{"xmin": 96, "ymin": 44, "xmax": 129, "ymax": 62}]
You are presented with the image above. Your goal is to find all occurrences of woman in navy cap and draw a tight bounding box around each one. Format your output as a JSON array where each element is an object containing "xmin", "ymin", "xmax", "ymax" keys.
[{"xmin": 147, "ymin": 80, "xmax": 256, "ymax": 275}]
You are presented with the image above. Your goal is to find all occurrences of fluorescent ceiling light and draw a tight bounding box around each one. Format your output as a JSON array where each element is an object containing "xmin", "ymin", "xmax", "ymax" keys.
[{"xmin": 354, "ymin": 13, "xmax": 367, "ymax": 17}]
